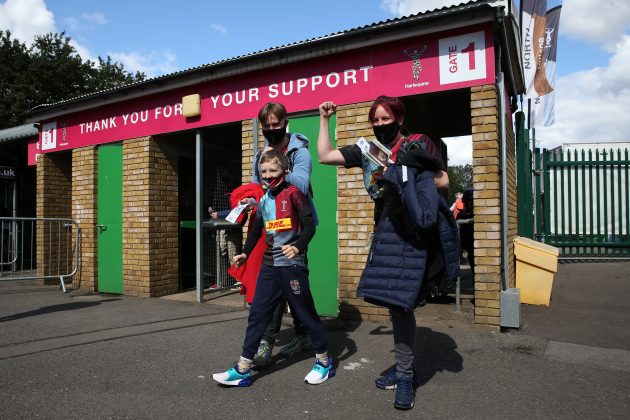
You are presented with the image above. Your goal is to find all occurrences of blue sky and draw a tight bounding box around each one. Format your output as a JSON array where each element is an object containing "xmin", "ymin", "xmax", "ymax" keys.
[{"xmin": 2, "ymin": 0, "xmax": 629, "ymax": 163}]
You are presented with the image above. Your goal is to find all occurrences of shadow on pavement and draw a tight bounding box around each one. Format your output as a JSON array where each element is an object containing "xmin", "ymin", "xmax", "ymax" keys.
[
  {"xmin": 370, "ymin": 324, "xmax": 464, "ymax": 388},
  {"xmin": 0, "ymin": 298, "xmax": 121, "ymax": 322}
]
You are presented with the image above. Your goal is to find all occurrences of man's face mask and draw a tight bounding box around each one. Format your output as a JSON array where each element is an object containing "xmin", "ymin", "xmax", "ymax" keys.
[
  {"xmin": 372, "ymin": 121, "xmax": 400, "ymax": 145},
  {"xmin": 262, "ymin": 122, "xmax": 287, "ymax": 146}
]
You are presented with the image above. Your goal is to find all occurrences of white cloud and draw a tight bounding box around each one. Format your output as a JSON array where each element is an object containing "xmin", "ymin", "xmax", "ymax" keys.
[
  {"xmin": 210, "ymin": 23, "xmax": 227, "ymax": 35},
  {"xmin": 562, "ymin": 0, "xmax": 630, "ymax": 50},
  {"xmin": 62, "ymin": 12, "xmax": 107, "ymax": 33},
  {"xmin": 0, "ymin": 0, "xmax": 55, "ymax": 44},
  {"xmin": 381, "ymin": 0, "xmax": 459, "ymax": 16},
  {"xmin": 443, "ymin": 136, "xmax": 473, "ymax": 165},
  {"xmin": 536, "ymin": 34, "xmax": 630, "ymax": 148},
  {"xmin": 82, "ymin": 12, "xmax": 107, "ymax": 26},
  {"xmin": 109, "ymin": 50, "xmax": 178, "ymax": 77}
]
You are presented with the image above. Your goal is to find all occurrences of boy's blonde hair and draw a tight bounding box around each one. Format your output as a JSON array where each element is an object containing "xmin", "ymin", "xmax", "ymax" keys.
[{"xmin": 259, "ymin": 149, "xmax": 289, "ymax": 172}]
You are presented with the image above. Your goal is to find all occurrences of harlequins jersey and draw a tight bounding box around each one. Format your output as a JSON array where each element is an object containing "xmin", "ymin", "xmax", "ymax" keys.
[{"xmin": 258, "ymin": 184, "xmax": 309, "ymax": 266}]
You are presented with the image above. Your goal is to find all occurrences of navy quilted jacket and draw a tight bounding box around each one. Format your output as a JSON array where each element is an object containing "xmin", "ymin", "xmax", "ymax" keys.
[{"xmin": 356, "ymin": 149, "xmax": 460, "ymax": 311}]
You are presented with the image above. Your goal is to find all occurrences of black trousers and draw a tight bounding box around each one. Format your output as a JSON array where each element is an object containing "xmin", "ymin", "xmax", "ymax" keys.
[{"xmin": 241, "ymin": 265, "xmax": 326, "ymax": 360}]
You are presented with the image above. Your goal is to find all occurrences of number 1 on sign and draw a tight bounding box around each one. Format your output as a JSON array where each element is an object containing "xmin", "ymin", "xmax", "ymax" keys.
[{"xmin": 461, "ymin": 42, "xmax": 476, "ymax": 71}]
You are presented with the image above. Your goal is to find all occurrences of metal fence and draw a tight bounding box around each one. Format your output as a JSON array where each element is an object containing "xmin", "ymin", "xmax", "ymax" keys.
[
  {"xmin": 534, "ymin": 147, "xmax": 630, "ymax": 258},
  {"xmin": 180, "ymin": 219, "xmax": 243, "ymax": 294},
  {"xmin": 0, "ymin": 217, "xmax": 79, "ymax": 291}
]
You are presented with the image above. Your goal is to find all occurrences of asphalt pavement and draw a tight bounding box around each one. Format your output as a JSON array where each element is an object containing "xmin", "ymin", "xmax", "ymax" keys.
[{"xmin": 0, "ymin": 261, "xmax": 629, "ymax": 419}]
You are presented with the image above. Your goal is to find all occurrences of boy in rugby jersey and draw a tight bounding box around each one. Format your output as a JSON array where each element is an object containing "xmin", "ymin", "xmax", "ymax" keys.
[{"xmin": 212, "ymin": 149, "xmax": 334, "ymax": 387}]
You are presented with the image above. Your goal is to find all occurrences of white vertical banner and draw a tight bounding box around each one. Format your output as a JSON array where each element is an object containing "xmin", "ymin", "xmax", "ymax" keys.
[
  {"xmin": 531, "ymin": 6, "xmax": 562, "ymax": 127},
  {"xmin": 521, "ymin": 0, "xmax": 550, "ymax": 99}
]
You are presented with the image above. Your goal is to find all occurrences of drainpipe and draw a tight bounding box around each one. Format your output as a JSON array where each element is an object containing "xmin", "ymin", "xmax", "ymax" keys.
[
  {"xmin": 495, "ymin": 7, "xmax": 516, "ymax": 292},
  {"xmin": 494, "ymin": 34, "xmax": 508, "ymax": 292},
  {"xmin": 495, "ymin": 7, "xmax": 522, "ymax": 328}
]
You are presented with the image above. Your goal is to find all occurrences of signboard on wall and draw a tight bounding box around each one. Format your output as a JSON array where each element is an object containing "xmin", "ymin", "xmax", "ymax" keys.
[
  {"xmin": 0, "ymin": 166, "xmax": 16, "ymax": 179},
  {"xmin": 32, "ymin": 24, "xmax": 494, "ymax": 163}
]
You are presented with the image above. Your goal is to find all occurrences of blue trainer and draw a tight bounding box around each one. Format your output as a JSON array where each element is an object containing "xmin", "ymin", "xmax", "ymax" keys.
[
  {"xmin": 375, "ymin": 369, "xmax": 398, "ymax": 390},
  {"xmin": 304, "ymin": 356, "xmax": 335, "ymax": 385},
  {"xmin": 212, "ymin": 364, "xmax": 253, "ymax": 387},
  {"xmin": 393, "ymin": 374, "xmax": 415, "ymax": 410}
]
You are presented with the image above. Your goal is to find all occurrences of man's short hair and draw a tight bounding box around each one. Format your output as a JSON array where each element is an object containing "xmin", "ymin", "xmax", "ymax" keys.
[{"xmin": 258, "ymin": 102, "xmax": 287, "ymax": 125}]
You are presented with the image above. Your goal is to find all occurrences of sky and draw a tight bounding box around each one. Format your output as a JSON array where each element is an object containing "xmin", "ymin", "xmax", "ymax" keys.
[{"xmin": 1, "ymin": 0, "xmax": 629, "ymax": 164}]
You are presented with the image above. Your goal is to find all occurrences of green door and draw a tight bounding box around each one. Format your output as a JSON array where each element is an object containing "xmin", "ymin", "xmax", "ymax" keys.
[
  {"xmin": 97, "ymin": 144, "xmax": 123, "ymax": 293},
  {"xmin": 290, "ymin": 115, "xmax": 338, "ymax": 316}
]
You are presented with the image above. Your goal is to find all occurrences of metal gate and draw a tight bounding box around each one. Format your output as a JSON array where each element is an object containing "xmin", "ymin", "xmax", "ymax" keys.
[{"xmin": 532, "ymin": 146, "xmax": 630, "ymax": 259}]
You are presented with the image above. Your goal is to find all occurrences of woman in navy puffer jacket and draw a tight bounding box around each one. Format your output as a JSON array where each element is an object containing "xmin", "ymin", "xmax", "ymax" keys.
[{"xmin": 317, "ymin": 96, "xmax": 458, "ymax": 410}]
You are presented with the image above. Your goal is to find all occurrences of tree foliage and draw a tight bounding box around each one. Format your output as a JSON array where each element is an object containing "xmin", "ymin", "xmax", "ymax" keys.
[
  {"xmin": 447, "ymin": 163, "xmax": 473, "ymax": 204},
  {"xmin": 0, "ymin": 30, "xmax": 145, "ymax": 129}
]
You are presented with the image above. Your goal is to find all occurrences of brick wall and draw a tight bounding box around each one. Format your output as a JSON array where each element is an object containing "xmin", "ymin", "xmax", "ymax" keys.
[
  {"xmin": 36, "ymin": 152, "xmax": 72, "ymax": 284},
  {"xmin": 470, "ymin": 85, "xmax": 502, "ymax": 329},
  {"xmin": 72, "ymin": 146, "xmax": 98, "ymax": 291},
  {"xmin": 122, "ymin": 137, "xmax": 179, "ymax": 297}
]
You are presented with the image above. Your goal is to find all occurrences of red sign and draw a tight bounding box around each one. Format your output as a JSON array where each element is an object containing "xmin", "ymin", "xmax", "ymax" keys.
[{"xmin": 33, "ymin": 25, "xmax": 493, "ymax": 162}]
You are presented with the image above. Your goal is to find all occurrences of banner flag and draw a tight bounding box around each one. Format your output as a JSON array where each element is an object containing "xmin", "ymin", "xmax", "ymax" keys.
[
  {"xmin": 521, "ymin": 0, "xmax": 551, "ymax": 98},
  {"xmin": 532, "ymin": 6, "xmax": 562, "ymax": 127}
]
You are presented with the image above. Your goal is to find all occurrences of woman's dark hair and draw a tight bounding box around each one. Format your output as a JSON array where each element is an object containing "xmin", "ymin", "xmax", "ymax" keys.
[{"xmin": 368, "ymin": 95, "xmax": 406, "ymax": 122}]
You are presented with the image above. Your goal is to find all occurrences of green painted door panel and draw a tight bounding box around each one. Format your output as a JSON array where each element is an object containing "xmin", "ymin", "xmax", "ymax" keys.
[
  {"xmin": 290, "ymin": 115, "xmax": 338, "ymax": 316},
  {"xmin": 97, "ymin": 144, "xmax": 123, "ymax": 294}
]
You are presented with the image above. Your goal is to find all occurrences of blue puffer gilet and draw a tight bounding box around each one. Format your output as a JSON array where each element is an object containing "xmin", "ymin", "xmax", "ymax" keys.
[{"xmin": 356, "ymin": 149, "xmax": 460, "ymax": 311}]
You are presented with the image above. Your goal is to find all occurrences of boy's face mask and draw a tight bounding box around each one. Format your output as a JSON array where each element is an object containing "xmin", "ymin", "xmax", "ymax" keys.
[{"xmin": 262, "ymin": 175, "xmax": 285, "ymax": 192}]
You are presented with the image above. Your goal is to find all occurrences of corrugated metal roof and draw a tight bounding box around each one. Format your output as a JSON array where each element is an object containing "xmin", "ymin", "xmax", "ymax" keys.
[
  {"xmin": 0, "ymin": 123, "xmax": 38, "ymax": 143},
  {"xmin": 28, "ymin": 0, "xmax": 499, "ymax": 116}
]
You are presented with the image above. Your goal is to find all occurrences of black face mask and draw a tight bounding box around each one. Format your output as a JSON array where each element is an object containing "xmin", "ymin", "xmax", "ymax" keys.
[
  {"xmin": 262, "ymin": 124, "xmax": 287, "ymax": 146},
  {"xmin": 372, "ymin": 121, "xmax": 400, "ymax": 145}
]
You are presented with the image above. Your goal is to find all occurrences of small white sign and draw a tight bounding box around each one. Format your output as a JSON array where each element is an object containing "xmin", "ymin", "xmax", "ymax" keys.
[
  {"xmin": 439, "ymin": 31, "xmax": 486, "ymax": 85},
  {"xmin": 41, "ymin": 121, "xmax": 57, "ymax": 151},
  {"xmin": 225, "ymin": 203, "xmax": 247, "ymax": 224}
]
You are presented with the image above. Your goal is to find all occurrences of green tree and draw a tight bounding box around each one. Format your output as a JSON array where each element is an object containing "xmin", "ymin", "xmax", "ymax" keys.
[
  {"xmin": 0, "ymin": 31, "xmax": 32, "ymax": 128},
  {"xmin": 0, "ymin": 30, "xmax": 145, "ymax": 129},
  {"xmin": 447, "ymin": 164, "xmax": 473, "ymax": 204}
]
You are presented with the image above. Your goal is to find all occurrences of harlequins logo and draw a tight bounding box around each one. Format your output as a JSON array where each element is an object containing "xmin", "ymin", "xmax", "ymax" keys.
[
  {"xmin": 404, "ymin": 45, "xmax": 427, "ymax": 80},
  {"xmin": 290, "ymin": 279, "xmax": 301, "ymax": 295},
  {"xmin": 544, "ymin": 27, "xmax": 555, "ymax": 48},
  {"xmin": 281, "ymin": 199, "xmax": 287, "ymax": 212}
]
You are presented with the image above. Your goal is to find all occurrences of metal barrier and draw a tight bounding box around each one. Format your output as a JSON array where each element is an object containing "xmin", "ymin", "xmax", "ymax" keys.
[
  {"xmin": 203, "ymin": 220, "xmax": 243, "ymax": 294},
  {"xmin": 180, "ymin": 219, "xmax": 243, "ymax": 294},
  {"xmin": 0, "ymin": 217, "xmax": 79, "ymax": 292}
]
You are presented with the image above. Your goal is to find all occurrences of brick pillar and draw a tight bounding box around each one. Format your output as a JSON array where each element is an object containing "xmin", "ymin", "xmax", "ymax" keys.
[
  {"xmin": 335, "ymin": 101, "xmax": 391, "ymax": 322},
  {"xmin": 72, "ymin": 146, "xmax": 98, "ymax": 291},
  {"xmin": 242, "ymin": 119, "xmax": 256, "ymax": 183},
  {"xmin": 36, "ymin": 152, "xmax": 72, "ymax": 284},
  {"xmin": 122, "ymin": 137, "xmax": 179, "ymax": 297},
  {"xmin": 470, "ymin": 85, "xmax": 502, "ymax": 329}
]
